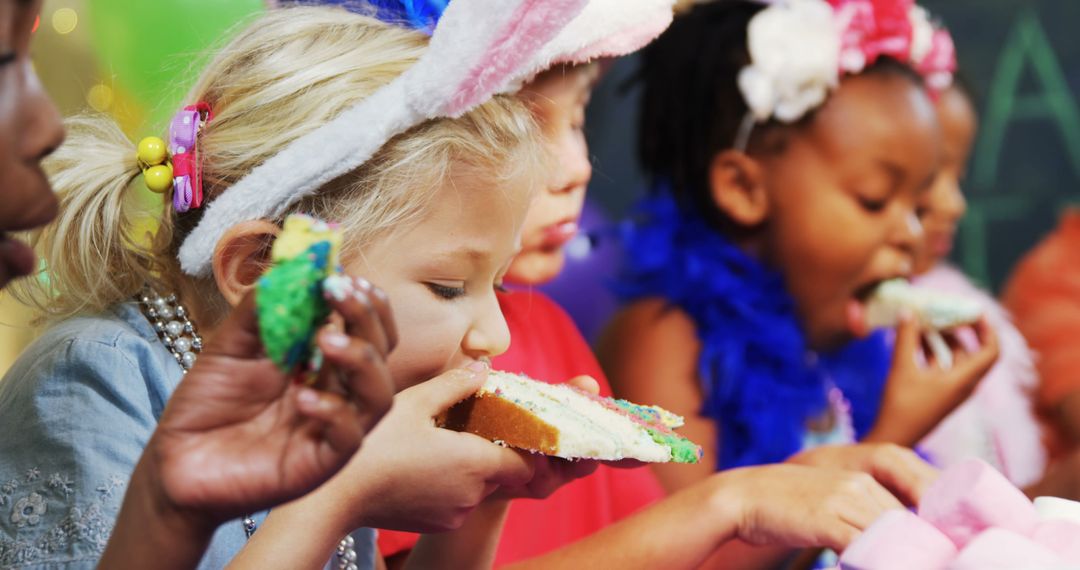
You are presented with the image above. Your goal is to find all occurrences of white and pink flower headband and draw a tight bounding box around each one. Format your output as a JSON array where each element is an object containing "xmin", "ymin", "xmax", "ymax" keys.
[
  {"xmin": 177, "ymin": 0, "xmax": 675, "ymax": 277},
  {"xmin": 734, "ymin": 0, "xmax": 956, "ymax": 148}
]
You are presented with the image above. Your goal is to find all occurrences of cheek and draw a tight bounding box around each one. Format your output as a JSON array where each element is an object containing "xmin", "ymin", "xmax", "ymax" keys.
[
  {"xmin": 382, "ymin": 287, "xmax": 468, "ymax": 390},
  {"xmin": 773, "ymin": 194, "xmax": 877, "ymax": 303}
]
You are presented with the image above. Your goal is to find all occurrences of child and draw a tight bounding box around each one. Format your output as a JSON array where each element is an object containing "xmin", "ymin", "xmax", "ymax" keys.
[
  {"xmin": 0, "ymin": 6, "xmax": 598, "ymax": 568},
  {"xmin": 382, "ymin": 62, "xmax": 937, "ymax": 569},
  {"xmin": 600, "ymin": 1, "xmax": 1000, "ymax": 563},
  {"xmin": 904, "ymin": 81, "xmax": 1047, "ymax": 488},
  {"xmin": 0, "ymin": 3, "xmax": 411, "ymax": 569}
]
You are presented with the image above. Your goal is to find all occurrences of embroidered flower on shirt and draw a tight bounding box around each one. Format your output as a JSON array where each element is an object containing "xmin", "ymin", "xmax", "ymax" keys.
[
  {"xmin": 46, "ymin": 474, "xmax": 74, "ymax": 498},
  {"xmin": 96, "ymin": 475, "xmax": 124, "ymax": 500},
  {"xmin": 11, "ymin": 493, "xmax": 47, "ymax": 527},
  {"xmin": 24, "ymin": 468, "xmax": 41, "ymax": 483},
  {"xmin": 1, "ymin": 479, "xmax": 18, "ymax": 495}
]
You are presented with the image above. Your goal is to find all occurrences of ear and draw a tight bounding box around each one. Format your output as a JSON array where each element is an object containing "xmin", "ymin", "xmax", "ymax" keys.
[
  {"xmin": 211, "ymin": 220, "xmax": 280, "ymax": 307},
  {"xmin": 708, "ymin": 150, "xmax": 770, "ymax": 227}
]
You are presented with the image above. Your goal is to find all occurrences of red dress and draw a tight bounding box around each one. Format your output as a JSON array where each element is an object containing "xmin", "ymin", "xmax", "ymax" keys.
[{"xmin": 378, "ymin": 289, "xmax": 666, "ymax": 565}]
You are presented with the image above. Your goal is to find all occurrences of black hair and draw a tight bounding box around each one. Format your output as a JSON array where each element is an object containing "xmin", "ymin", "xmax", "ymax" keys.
[{"xmin": 636, "ymin": 0, "xmax": 927, "ymax": 230}]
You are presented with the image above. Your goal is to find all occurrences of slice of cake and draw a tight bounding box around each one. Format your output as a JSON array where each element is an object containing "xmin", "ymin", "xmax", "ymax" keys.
[
  {"xmin": 440, "ymin": 370, "xmax": 703, "ymax": 463},
  {"xmin": 865, "ymin": 279, "xmax": 982, "ymax": 331},
  {"xmin": 865, "ymin": 279, "xmax": 983, "ymax": 369}
]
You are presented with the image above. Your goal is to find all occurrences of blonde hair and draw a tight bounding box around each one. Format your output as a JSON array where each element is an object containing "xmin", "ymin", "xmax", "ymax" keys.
[{"xmin": 16, "ymin": 6, "xmax": 545, "ymax": 322}]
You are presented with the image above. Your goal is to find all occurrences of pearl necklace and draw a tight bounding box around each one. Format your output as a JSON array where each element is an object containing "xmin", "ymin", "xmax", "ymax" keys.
[
  {"xmin": 135, "ymin": 289, "xmax": 358, "ymax": 567},
  {"xmin": 137, "ymin": 290, "xmax": 202, "ymax": 372}
]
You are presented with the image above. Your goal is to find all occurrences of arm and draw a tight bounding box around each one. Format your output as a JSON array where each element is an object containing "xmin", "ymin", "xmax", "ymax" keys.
[
  {"xmin": 227, "ymin": 367, "xmax": 595, "ymax": 570},
  {"xmin": 404, "ymin": 500, "xmax": 511, "ymax": 570},
  {"xmin": 504, "ymin": 464, "xmax": 907, "ymax": 570},
  {"xmin": 103, "ymin": 286, "xmax": 398, "ymax": 569},
  {"xmin": 598, "ymin": 299, "xmax": 716, "ymax": 493}
]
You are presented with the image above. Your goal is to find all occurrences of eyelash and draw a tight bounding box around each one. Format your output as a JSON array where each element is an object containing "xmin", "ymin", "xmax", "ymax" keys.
[
  {"xmin": 0, "ymin": 52, "xmax": 16, "ymax": 67},
  {"xmin": 426, "ymin": 282, "xmax": 510, "ymax": 300},
  {"xmin": 426, "ymin": 283, "xmax": 466, "ymax": 300},
  {"xmin": 858, "ymin": 196, "xmax": 888, "ymax": 213}
]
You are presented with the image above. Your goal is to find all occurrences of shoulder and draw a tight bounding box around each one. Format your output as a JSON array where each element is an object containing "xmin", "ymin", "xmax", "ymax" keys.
[
  {"xmin": 1, "ymin": 304, "xmax": 178, "ymax": 402},
  {"xmin": 0, "ymin": 306, "xmax": 177, "ymax": 567},
  {"xmin": 598, "ymin": 298, "xmax": 701, "ymax": 392},
  {"xmin": 601, "ymin": 297, "xmax": 700, "ymax": 354}
]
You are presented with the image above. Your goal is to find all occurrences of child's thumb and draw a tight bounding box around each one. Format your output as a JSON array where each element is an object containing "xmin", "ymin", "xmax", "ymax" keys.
[
  {"xmin": 409, "ymin": 363, "xmax": 489, "ymax": 414},
  {"xmin": 892, "ymin": 310, "xmax": 921, "ymax": 359}
]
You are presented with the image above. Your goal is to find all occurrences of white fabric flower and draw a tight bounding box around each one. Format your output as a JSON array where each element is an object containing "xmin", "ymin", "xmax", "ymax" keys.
[
  {"xmin": 738, "ymin": 0, "xmax": 841, "ymax": 123},
  {"xmin": 908, "ymin": 6, "xmax": 934, "ymax": 66},
  {"xmin": 11, "ymin": 492, "xmax": 46, "ymax": 527}
]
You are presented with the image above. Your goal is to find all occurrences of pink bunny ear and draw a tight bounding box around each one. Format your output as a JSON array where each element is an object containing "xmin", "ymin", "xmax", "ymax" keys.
[
  {"xmin": 403, "ymin": 0, "xmax": 588, "ymax": 117},
  {"xmin": 536, "ymin": 0, "xmax": 676, "ymax": 68}
]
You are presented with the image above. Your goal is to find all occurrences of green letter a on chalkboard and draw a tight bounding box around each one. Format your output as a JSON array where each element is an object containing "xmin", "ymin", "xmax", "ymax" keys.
[{"xmin": 973, "ymin": 10, "xmax": 1080, "ymax": 190}]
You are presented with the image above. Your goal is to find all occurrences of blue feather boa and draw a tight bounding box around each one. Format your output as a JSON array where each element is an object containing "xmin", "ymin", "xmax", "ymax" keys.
[
  {"xmin": 615, "ymin": 193, "xmax": 890, "ymax": 469},
  {"xmin": 290, "ymin": 0, "xmax": 448, "ymax": 33}
]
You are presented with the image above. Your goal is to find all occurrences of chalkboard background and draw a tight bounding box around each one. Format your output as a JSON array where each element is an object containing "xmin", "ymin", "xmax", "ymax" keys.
[{"xmin": 583, "ymin": 0, "xmax": 1080, "ymax": 292}]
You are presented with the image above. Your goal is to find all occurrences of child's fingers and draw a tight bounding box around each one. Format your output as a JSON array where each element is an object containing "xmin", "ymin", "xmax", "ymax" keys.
[
  {"xmin": 366, "ymin": 283, "xmax": 399, "ymax": 353},
  {"xmin": 326, "ymin": 277, "xmax": 393, "ymax": 358},
  {"xmin": 565, "ymin": 375, "xmax": 600, "ymax": 395},
  {"xmin": 864, "ymin": 445, "xmax": 939, "ymax": 506},
  {"xmin": 891, "ymin": 311, "xmax": 922, "ymax": 367},
  {"xmin": 819, "ymin": 522, "xmax": 861, "ymax": 554},
  {"xmin": 317, "ymin": 329, "xmax": 395, "ymax": 429},
  {"xmin": 403, "ymin": 364, "xmax": 488, "ymax": 415},
  {"xmin": 295, "ymin": 387, "xmax": 366, "ymax": 456}
]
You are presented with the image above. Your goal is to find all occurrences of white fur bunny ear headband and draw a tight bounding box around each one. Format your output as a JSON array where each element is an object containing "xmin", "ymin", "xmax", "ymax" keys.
[{"xmin": 178, "ymin": 0, "xmax": 675, "ymax": 276}]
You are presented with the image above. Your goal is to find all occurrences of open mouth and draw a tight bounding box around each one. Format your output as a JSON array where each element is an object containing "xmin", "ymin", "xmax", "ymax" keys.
[{"xmin": 846, "ymin": 276, "xmax": 906, "ymax": 338}]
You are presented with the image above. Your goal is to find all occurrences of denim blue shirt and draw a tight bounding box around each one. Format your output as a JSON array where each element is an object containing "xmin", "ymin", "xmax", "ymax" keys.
[{"xmin": 0, "ymin": 303, "xmax": 375, "ymax": 569}]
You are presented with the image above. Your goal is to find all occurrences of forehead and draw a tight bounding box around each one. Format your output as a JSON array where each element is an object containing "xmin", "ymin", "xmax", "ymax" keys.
[
  {"xmin": 805, "ymin": 72, "xmax": 940, "ymax": 166},
  {"xmin": 390, "ymin": 162, "xmax": 534, "ymax": 252}
]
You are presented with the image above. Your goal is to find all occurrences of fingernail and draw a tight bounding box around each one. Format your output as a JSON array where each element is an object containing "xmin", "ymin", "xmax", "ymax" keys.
[
  {"xmin": 355, "ymin": 277, "xmax": 373, "ymax": 291},
  {"xmin": 467, "ymin": 360, "xmax": 489, "ymax": 373},
  {"xmin": 297, "ymin": 387, "xmax": 319, "ymax": 407},
  {"xmin": 323, "ymin": 274, "xmax": 353, "ymax": 302},
  {"xmin": 354, "ymin": 288, "xmax": 370, "ymax": 306},
  {"xmin": 324, "ymin": 331, "xmax": 350, "ymax": 349}
]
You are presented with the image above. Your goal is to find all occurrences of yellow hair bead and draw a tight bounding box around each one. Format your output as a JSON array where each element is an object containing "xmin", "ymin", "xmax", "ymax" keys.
[
  {"xmin": 144, "ymin": 164, "xmax": 174, "ymax": 193},
  {"xmin": 137, "ymin": 137, "xmax": 169, "ymax": 167}
]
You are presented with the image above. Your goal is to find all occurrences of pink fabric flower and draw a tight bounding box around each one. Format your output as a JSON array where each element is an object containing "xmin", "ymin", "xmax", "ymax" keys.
[{"xmin": 829, "ymin": 0, "xmax": 915, "ymax": 73}]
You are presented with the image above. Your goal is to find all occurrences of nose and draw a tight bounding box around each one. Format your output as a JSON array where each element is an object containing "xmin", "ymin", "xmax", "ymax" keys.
[
  {"xmin": 19, "ymin": 62, "xmax": 65, "ymax": 163},
  {"xmin": 891, "ymin": 208, "xmax": 924, "ymax": 260},
  {"xmin": 461, "ymin": 293, "xmax": 511, "ymax": 360},
  {"xmin": 551, "ymin": 132, "xmax": 591, "ymax": 194},
  {"xmin": 941, "ymin": 177, "xmax": 968, "ymax": 223}
]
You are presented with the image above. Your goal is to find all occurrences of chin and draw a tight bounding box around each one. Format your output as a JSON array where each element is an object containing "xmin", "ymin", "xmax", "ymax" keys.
[{"xmin": 507, "ymin": 251, "xmax": 565, "ymax": 286}]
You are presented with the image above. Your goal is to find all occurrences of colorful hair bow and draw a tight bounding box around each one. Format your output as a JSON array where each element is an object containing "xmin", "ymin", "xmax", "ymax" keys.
[{"xmin": 168, "ymin": 102, "xmax": 214, "ymax": 213}]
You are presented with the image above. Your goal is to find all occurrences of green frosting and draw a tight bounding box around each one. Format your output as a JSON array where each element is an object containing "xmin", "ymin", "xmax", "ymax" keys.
[
  {"xmin": 256, "ymin": 244, "xmax": 331, "ymax": 373},
  {"xmin": 644, "ymin": 428, "xmax": 702, "ymax": 464}
]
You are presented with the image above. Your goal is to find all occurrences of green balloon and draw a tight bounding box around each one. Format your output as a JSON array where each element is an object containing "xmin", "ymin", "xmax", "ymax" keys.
[{"xmin": 88, "ymin": 0, "xmax": 265, "ymax": 128}]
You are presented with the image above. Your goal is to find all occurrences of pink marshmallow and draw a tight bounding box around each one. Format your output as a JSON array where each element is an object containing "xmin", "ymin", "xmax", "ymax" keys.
[
  {"xmin": 838, "ymin": 510, "xmax": 957, "ymax": 570},
  {"xmin": 1032, "ymin": 520, "xmax": 1080, "ymax": 563},
  {"xmin": 917, "ymin": 458, "xmax": 1039, "ymax": 548},
  {"xmin": 950, "ymin": 528, "xmax": 1065, "ymax": 570}
]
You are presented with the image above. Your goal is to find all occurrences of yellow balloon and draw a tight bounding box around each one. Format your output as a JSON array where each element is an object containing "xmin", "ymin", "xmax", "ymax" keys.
[
  {"xmin": 144, "ymin": 164, "xmax": 174, "ymax": 193},
  {"xmin": 137, "ymin": 137, "xmax": 168, "ymax": 166}
]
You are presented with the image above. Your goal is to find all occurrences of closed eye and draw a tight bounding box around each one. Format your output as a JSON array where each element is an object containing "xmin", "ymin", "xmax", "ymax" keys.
[
  {"xmin": 426, "ymin": 282, "xmax": 466, "ymax": 301},
  {"xmin": 0, "ymin": 52, "xmax": 15, "ymax": 67}
]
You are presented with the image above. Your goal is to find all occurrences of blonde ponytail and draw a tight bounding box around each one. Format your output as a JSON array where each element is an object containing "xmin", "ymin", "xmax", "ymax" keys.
[{"xmin": 12, "ymin": 116, "xmax": 167, "ymax": 320}]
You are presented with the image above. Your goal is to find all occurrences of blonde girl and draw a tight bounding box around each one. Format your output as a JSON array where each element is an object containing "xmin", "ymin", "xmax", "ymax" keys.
[{"xmin": 0, "ymin": 6, "xmax": 587, "ymax": 569}]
